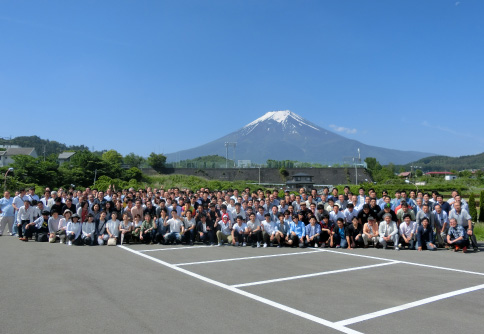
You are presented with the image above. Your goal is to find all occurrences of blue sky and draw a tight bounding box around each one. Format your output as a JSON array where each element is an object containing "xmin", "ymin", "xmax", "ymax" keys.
[{"xmin": 1, "ymin": 0, "xmax": 483, "ymax": 159}]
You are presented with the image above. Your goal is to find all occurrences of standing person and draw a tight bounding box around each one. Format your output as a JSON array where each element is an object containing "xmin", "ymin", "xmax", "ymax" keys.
[
  {"xmin": 16, "ymin": 200, "xmax": 35, "ymax": 241},
  {"xmin": 0, "ymin": 191, "xmax": 15, "ymax": 236},
  {"xmin": 82, "ymin": 214, "xmax": 96, "ymax": 246}
]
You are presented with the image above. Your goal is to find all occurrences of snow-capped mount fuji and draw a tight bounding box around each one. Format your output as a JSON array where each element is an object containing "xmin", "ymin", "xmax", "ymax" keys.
[{"xmin": 165, "ymin": 110, "xmax": 433, "ymax": 165}]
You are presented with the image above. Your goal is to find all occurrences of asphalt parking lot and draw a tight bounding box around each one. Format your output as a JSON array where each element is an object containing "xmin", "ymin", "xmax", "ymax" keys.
[{"xmin": 1, "ymin": 237, "xmax": 483, "ymax": 334}]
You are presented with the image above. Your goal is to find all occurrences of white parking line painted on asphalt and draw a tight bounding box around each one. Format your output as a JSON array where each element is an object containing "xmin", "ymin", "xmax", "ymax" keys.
[
  {"xmin": 139, "ymin": 245, "xmax": 209, "ymax": 252},
  {"xmin": 172, "ymin": 250, "xmax": 321, "ymax": 266},
  {"xmin": 232, "ymin": 261, "xmax": 399, "ymax": 288},
  {"xmin": 336, "ymin": 283, "xmax": 484, "ymax": 326},
  {"xmin": 118, "ymin": 245, "xmax": 364, "ymax": 334}
]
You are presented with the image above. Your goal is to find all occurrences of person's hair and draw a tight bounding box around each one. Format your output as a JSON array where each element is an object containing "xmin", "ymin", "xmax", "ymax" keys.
[{"xmin": 383, "ymin": 213, "xmax": 392, "ymax": 219}]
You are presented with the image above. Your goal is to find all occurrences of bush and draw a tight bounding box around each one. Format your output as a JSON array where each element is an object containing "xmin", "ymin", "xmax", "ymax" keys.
[
  {"xmin": 474, "ymin": 223, "xmax": 484, "ymax": 241},
  {"xmin": 468, "ymin": 193, "xmax": 477, "ymax": 222}
]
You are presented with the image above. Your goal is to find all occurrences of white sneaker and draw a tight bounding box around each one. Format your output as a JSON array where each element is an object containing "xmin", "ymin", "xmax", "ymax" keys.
[
  {"xmin": 60, "ymin": 240, "xmax": 64, "ymax": 244},
  {"xmin": 67, "ymin": 240, "xmax": 72, "ymax": 246},
  {"xmin": 256, "ymin": 241, "xmax": 261, "ymax": 248},
  {"xmin": 398, "ymin": 243, "xmax": 402, "ymax": 248},
  {"xmin": 217, "ymin": 243, "xmax": 223, "ymax": 247},
  {"xmin": 314, "ymin": 244, "xmax": 319, "ymax": 248},
  {"xmin": 242, "ymin": 242, "xmax": 247, "ymax": 247},
  {"xmin": 263, "ymin": 243, "xmax": 267, "ymax": 248},
  {"xmin": 395, "ymin": 246, "xmax": 400, "ymax": 251}
]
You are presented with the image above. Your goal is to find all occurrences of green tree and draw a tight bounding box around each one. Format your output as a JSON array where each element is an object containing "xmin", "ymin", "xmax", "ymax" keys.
[
  {"xmin": 147, "ymin": 153, "xmax": 167, "ymax": 173},
  {"xmin": 10, "ymin": 155, "xmax": 61, "ymax": 187},
  {"xmin": 102, "ymin": 149, "xmax": 123, "ymax": 165},
  {"xmin": 123, "ymin": 153, "xmax": 146, "ymax": 168},
  {"xmin": 468, "ymin": 193, "xmax": 477, "ymax": 222},
  {"xmin": 124, "ymin": 167, "xmax": 143, "ymax": 181},
  {"xmin": 479, "ymin": 191, "xmax": 484, "ymax": 222},
  {"xmin": 415, "ymin": 169, "xmax": 423, "ymax": 177}
]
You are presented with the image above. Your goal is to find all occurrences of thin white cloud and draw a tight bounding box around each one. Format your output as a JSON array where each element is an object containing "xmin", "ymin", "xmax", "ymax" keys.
[
  {"xmin": 329, "ymin": 124, "xmax": 357, "ymax": 134},
  {"xmin": 455, "ymin": 1, "xmax": 461, "ymax": 6}
]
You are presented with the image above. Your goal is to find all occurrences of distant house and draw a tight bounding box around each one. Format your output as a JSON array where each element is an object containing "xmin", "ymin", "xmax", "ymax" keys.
[
  {"xmin": 0, "ymin": 147, "xmax": 38, "ymax": 167},
  {"xmin": 398, "ymin": 172, "xmax": 411, "ymax": 179},
  {"xmin": 286, "ymin": 172, "xmax": 315, "ymax": 190},
  {"xmin": 58, "ymin": 152, "xmax": 77, "ymax": 165}
]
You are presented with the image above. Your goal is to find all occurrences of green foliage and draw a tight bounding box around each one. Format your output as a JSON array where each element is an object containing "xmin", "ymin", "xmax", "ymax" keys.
[
  {"xmin": 123, "ymin": 153, "xmax": 146, "ymax": 168},
  {"xmin": 167, "ymin": 155, "xmax": 233, "ymax": 168},
  {"xmin": 279, "ymin": 167, "xmax": 289, "ymax": 181},
  {"xmin": 458, "ymin": 170, "xmax": 472, "ymax": 178},
  {"xmin": 474, "ymin": 223, "xmax": 484, "ymax": 241},
  {"xmin": 0, "ymin": 135, "xmax": 89, "ymax": 156},
  {"xmin": 468, "ymin": 194, "xmax": 477, "ymax": 222},
  {"xmin": 148, "ymin": 174, "xmax": 266, "ymax": 192},
  {"xmin": 399, "ymin": 152, "xmax": 484, "ymax": 172},
  {"xmin": 364, "ymin": 157, "xmax": 397, "ymax": 183},
  {"xmin": 10, "ymin": 155, "xmax": 62, "ymax": 187},
  {"xmin": 147, "ymin": 153, "xmax": 167, "ymax": 172},
  {"xmin": 124, "ymin": 167, "xmax": 143, "ymax": 182},
  {"xmin": 479, "ymin": 191, "xmax": 484, "ymax": 222},
  {"xmin": 102, "ymin": 150, "xmax": 123, "ymax": 165},
  {"xmin": 415, "ymin": 169, "xmax": 423, "ymax": 177}
]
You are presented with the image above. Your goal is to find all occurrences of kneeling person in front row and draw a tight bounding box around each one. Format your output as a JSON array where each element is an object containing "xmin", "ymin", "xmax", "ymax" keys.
[
  {"xmin": 379, "ymin": 213, "xmax": 399, "ymax": 250},
  {"xmin": 330, "ymin": 218, "xmax": 348, "ymax": 248},
  {"xmin": 346, "ymin": 216, "xmax": 364, "ymax": 249},
  {"xmin": 447, "ymin": 218, "xmax": 469, "ymax": 253},
  {"xmin": 305, "ymin": 215, "xmax": 321, "ymax": 248},
  {"xmin": 416, "ymin": 217, "xmax": 436, "ymax": 251},
  {"xmin": 287, "ymin": 214, "xmax": 305, "ymax": 248},
  {"xmin": 66, "ymin": 214, "xmax": 82, "ymax": 246},
  {"xmin": 164, "ymin": 210, "xmax": 184, "ymax": 245}
]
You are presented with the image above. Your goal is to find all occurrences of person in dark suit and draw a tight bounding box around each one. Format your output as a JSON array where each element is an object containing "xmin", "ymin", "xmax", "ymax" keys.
[{"xmin": 197, "ymin": 214, "xmax": 215, "ymax": 245}]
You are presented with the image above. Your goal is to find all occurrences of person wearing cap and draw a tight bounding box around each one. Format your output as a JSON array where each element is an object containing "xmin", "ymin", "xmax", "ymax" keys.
[
  {"xmin": 247, "ymin": 212, "xmax": 262, "ymax": 247},
  {"xmin": 305, "ymin": 215, "xmax": 321, "ymax": 248},
  {"xmin": 362, "ymin": 216, "xmax": 379, "ymax": 248},
  {"xmin": 66, "ymin": 214, "xmax": 82, "ymax": 245},
  {"xmin": 261, "ymin": 213, "xmax": 276, "ymax": 247},
  {"xmin": 398, "ymin": 214, "xmax": 416, "ymax": 250},
  {"xmin": 287, "ymin": 215, "xmax": 306, "ymax": 248},
  {"xmin": 330, "ymin": 218, "xmax": 348, "ymax": 249},
  {"xmin": 379, "ymin": 213, "xmax": 400, "ymax": 250},
  {"xmin": 358, "ymin": 204, "xmax": 373, "ymax": 226},
  {"xmin": 82, "ymin": 213, "xmax": 97, "ymax": 246},
  {"xmin": 377, "ymin": 203, "xmax": 397, "ymax": 224},
  {"xmin": 215, "ymin": 213, "xmax": 232, "ymax": 246},
  {"xmin": 16, "ymin": 199, "xmax": 35, "ymax": 241},
  {"xmin": 197, "ymin": 214, "xmax": 215, "ymax": 245},
  {"xmin": 416, "ymin": 217, "xmax": 436, "ymax": 251}
]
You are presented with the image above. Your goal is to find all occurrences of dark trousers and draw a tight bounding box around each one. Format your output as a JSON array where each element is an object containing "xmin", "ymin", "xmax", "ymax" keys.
[
  {"xmin": 199, "ymin": 230, "xmax": 215, "ymax": 244},
  {"xmin": 450, "ymin": 239, "xmax": 470, "ymax": 248},
  {"xmin": 248, "ymin": 230, "xmax": 262, "ymax": 244},
  {"xmin": 24, "ymin": 224, "xmax": 38, "ymax": 239},
  {"xmin": 183, "ymin": 229, "xmax": 196, "ymax": 243},
  {"xmin": 399, "ymin": 236, "xmax": 415, "ymax": 249},
  {"xmin": 233, "ymin": 230, "xmax": 246, "ymax": 243},
  {"xmin": 289, "ymin": 234, "xmax": 301, "ymax": 246},
  {"xmin": 67, "ymin": 234, "xmax": 83, "ymax": 245},
  {"xmin": 83, "ymin": 235, "xmax": 95, "ymax": 246},
  {"xmin": 17, "ymin": 220, "xmax": 30, "ymax": 238},
  {"xmin": 305, "ymin": 235, "xmax": 320, "ymax": 247}
]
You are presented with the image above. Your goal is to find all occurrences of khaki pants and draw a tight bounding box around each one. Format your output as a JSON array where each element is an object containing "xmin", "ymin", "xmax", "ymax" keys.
[
  {"xmin": 362, "ymin": 234, "xmax": 379, "ymax": 246},
  {"xmin": 0, "ymin": 216, "xmax": 14, "ymax": 235},
  {"xmin": 216, "ymin": 231, "xmax": 233, "ymax": 244}
]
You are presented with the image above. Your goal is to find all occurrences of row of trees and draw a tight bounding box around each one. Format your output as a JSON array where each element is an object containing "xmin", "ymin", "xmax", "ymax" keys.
[{"xmin": 2, "ymin": 150, "xmax": 167, "ymax": 191}]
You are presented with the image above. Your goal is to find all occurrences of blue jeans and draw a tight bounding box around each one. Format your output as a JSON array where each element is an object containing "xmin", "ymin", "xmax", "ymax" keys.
[
  {"xmin": 164, "ymin": 232, "xmax": 181, "ymax": 243},
  {"xmin": 416, "ymin": 241, "xmax": 436, "ymax": 250},
  {"xmin": 333, "ymin": 234, "xmax": 348, "ymax": 248}
]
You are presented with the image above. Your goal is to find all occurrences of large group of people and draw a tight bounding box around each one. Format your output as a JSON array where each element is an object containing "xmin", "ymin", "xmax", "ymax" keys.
[{"xmin": 0, "ymin": 185, "xmax": 479, "ymax": 253}]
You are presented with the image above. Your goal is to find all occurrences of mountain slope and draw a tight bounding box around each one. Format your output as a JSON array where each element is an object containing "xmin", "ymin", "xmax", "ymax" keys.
[{"xmin": 165, "ymin": 110, "xmax": 434, "ymax": 165}]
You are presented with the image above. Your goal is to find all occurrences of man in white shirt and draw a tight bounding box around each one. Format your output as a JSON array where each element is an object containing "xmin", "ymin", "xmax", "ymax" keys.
[
  {"xmin": 261, "ymin": 213, "xmax": 276, "ymax": 247},
  {"xmin": 164, "ymin": 210, "xmax": 185, "ymax": 244},
  {"xmin": 17, "ymin": 199, "xmax": 35, "ymax": 241},
  {"xmin": 398, "ymin": 214, "xmax": 416, "ymax": 250}
]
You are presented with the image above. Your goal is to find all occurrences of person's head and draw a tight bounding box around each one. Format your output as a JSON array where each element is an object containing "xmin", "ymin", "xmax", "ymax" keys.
[
  {"xmin": 122, "ymin": 212, "xmax": 129, "ymax": 221},
  {"xmin": 421, "ymin": 217, "xmax": 429, "ymax": 228},
  {"xmin": 23, "ymin": 199, "xmax": 31, "ymax": 208},
  {"xmin": 368, "ymin": 216, "xmax": 376, "ymax": 225},
  {"xmin": 144, "ymin": 212, "xmax": 151, "ymax": 221},
  {"xmin": 384, "ymin": 203, "xmax": 391, "ymax": 211},
  {"xmin": 298, "ymin": 212, "xmax": 304, "ymax": 220},
  {"xmin": 265, "ymin": 213, "xmax": 271, "ymax": 222},
  {"xmin": 222, "ymin": 214, "xmax": 229, "ymax": 223},
  {"xmin": 100, "ymin": 211, "xmax": 106, "ymax": 220},
  {"xmin": 87, "ymin": 213, "xmax": 94, "ymax": 222},
  {"xmin": 434, "ymin": 204, "xmax": 441, "ymax": 213},
  {"xmin": 292, "ymin": 215, "xmax": 299, "ymax": 224},
  {"xmin": 332, "ymin": 204, "xmax": 339, "ymax": 213},
  {"xmin": 352, "ymin": 216, "xmax": 358, "ymax": 227},
  {"xmin": 309, "ymin": 216, "xmax": 317, "ymax": 226},
  {"xmin": 363, "ymin": 204, "xmax": 370, "ymax": 213},
  {"xmin": 422, "ymin": 203, "xmax": 429, "ymax": 213},
  {"xmin": 454, "ymin": 202, "xmax": 461, "ymax": 211},
  {"xmin": 72, "ymin": 214, "xmax": 80, "ymax": 223},
  {"xmin": 383, "ymin": 213, "xmax": 392, "ymax": 223},
  {"xmin": 347, "ymin": 203, "xmax": 354, "ymax": 211},
  {"xmin": 249, "ymin": 212, "xmax": 256, "ymax": 221},
  {"xmin": 42, "ymin": 210, "xmax": 50, "ymax": 219},
  {"xmin": 271, "ymin": 205, "xmax": 278, "ymax": 214},
  {"xmin": 111, "ymin": 212, "xmax": 118, "ymax": 221},
  {"xmin": 337, "ymin": 218, "xmax": 344, "ymax": 228},
  {"xmin": 403, "ymin": 214, "xmax": 411, "ymax": 224},
  {"xmin": 236, "ymin": 216, "xmax": 243, "ymax": 225},
  {"xmin": 278, "ymin": 212, "xmax": 284, "ymax": 222},
  {"xmin": 449, "ymin": 218, "xmax": 457, "ymax": 228}
]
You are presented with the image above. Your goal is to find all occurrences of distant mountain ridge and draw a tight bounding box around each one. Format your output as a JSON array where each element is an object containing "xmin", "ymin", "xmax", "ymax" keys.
[
  {"xmin": 401, "ymin": 153, "xmax": 484, "ymax": 171},
  {"xmin": 165, "ymin": 110, "xmax": 434, "ymax": 165},
  {"xmin": 0, "ymin": 136, "xmax": 89, "ymax": 157}
]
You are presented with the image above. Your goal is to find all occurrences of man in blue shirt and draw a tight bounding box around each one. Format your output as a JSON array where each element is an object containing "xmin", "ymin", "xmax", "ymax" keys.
[
  {"xmin": 331, "ymin": 218, "xmax": 348, "ymax": 248},
  {"xmin": 0, "ymin": 191, "xmax": 15, "ymax": 236},
  {"xmin": 447, "ymin": 218, "xmax": 469, "ymax": 253},
  {"xmin": 287, "ymin": 215, "xmax": 305, "ymax": 248}
]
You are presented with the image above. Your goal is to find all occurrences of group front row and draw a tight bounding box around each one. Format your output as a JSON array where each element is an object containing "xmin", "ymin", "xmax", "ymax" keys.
[{"xmin": 16, "ymin": 204, "xmax": 472, "ymax": 253}]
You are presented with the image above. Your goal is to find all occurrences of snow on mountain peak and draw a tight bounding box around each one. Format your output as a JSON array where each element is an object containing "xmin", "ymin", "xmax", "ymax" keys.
[{"xmin": 242, "ymin": 110, "xmax": 320, "ymax": 135}]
